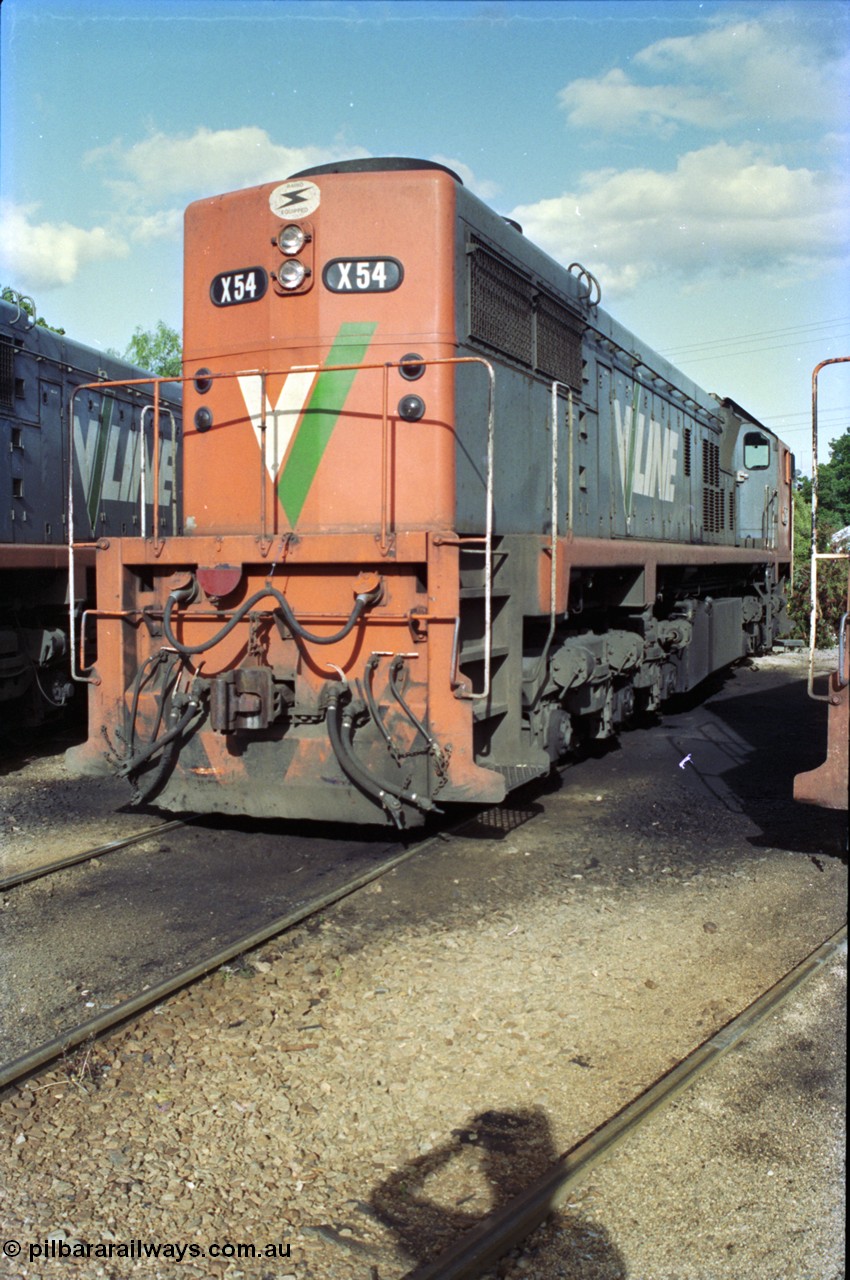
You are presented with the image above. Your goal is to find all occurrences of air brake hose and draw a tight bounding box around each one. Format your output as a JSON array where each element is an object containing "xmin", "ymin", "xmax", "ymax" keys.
[
  {"xmin": 363, "ymin": 653, "xmax": 396, "ymax": 755},
  {"xmin": 388, "ymin": 655, "xmax": 437, "ymax": 751},
  {"xmin": 128, "ymin": 726, "xmax": 181, "ymax": 806},
  {"xmin": 324, "ymin": 682, "xmax": 440, "ymax": 825},
  {"xmin": 116, "ymin": 695, "xmax": 202, "ymax": 778},
  {"xmin": 162, "ymin": 582, "xmax": 381, "ymax": 657}
]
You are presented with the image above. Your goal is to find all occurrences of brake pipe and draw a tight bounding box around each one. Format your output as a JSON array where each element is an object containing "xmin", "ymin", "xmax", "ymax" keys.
[
  {"xmin": 162, "ymin": 579, "xmax": 382, "ymax": 656},
  {"xmin": 364, "ymin": 652, "xmax": 397, "ymax": 755},
  {"xmin": 116, "ymin": 693, "xmax": 203, "ymax": 778},
  {"xmin": 388, "ymin": 654, "xmax": 438, "ymax": 754},
  {"xmin": 323, "ymin": 678, "xmax": 441, "ymax": 826}
]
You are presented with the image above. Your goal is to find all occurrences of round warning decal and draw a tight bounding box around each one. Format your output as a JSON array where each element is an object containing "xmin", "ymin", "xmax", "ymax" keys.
[{"xmin": 269, "ymin": 180, "xmax": 321, "ymax": 220}]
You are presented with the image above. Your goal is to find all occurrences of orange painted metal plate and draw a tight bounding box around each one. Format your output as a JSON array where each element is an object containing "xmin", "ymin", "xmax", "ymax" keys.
[{"xmin": 182, "ymin": 169, "xmax": 458, "ymax": 537}]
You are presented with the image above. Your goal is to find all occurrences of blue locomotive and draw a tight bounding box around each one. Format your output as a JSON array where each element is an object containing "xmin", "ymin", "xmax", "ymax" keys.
[{"xmin": 1, "ymin": 293, "xmax": 181, "ymax": 728}]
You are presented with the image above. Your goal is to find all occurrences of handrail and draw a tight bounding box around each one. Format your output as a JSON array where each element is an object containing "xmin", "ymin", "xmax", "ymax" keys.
[
  {"xmin": 807, "ymin": 356, "xmax": 850, "ymax": 703},
  {"xmin": 523, "ymin": 381, "xmax": 571, "ymax": 705},
  {"xmin": 139, "ymin": 402, "xmax": 178, "ymax": 540},
  {"xmin": 66, "ymin": 355, "xmax": 497, "ymax": 693},
  {"xmin": 68, "ymin": 377, "xmax": 182, "ymax": 684}
]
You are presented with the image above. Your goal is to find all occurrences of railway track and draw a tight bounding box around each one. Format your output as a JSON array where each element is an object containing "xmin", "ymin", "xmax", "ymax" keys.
[
  {"xmin": 0, "ymin": 827, "xmax": 436, "ymax": 1092},
  {"xmin": 0, "ymin": 819, "xmax": 189, "ymax": 892},
  {"xmin": 403, "ymin": 923, "xmax": 847, "ymax": 1280},
  {"xmin": 0, "ymin": 774, "xmax": 542, "ymax": 1097},
  {"xmin": 2, "ymin": 660, "xmax": 844, "ymax": 1274}
]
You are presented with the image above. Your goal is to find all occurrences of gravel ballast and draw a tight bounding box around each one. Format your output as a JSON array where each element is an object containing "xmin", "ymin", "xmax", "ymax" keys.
[{"xmin": 0, "ymin": 654, "xmax": 846, "ymax": 1279}]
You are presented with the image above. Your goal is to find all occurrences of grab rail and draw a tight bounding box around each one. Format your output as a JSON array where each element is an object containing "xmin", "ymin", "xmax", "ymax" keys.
[
  {"xmin": 68, "ymin": 376, "xmax": 181, "ymax": 684},
  {"xmin": 807, "ymin": 356, "xmax": 850, "ymax": 703},
  {"xmin": 67, "ymin": 355, "xmax": 496, "ymax": 695}
]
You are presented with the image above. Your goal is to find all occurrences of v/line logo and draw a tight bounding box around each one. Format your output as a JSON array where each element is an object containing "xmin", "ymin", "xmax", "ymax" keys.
[
  {"xmin": 73, "ymin": 396, "xmax": 177, "ymax": 531},
  {"xmin": 237, "ymin": 321, "xmax": 377, "ymax": 525},
  {"xmin": 613, "ymin": 393, "xmax": 679, "ymax": 508}
]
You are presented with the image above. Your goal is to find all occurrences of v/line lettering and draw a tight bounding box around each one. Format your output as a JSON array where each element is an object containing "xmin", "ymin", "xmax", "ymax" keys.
[
  {"xmin": 73, "ymin": 398, "xmax": 177, "ymax": 526},
  {"xmin": 613, "ymin": 396, "xmax": 679, "ymax": 506}
]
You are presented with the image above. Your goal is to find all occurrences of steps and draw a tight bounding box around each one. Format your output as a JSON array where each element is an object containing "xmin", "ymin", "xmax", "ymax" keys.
[{"xmin": 455, "ymin": 541, "xmax": 549, "ymax": 783}]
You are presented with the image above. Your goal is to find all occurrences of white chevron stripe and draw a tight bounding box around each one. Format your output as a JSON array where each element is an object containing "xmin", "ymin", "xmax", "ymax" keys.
[{"xmin": 237, "ymin": 371, "xmax": 316, "ymax": 481}]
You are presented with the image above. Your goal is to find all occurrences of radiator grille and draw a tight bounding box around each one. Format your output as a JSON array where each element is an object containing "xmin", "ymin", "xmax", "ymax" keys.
[
  {"xmin": 469, "ymin": 239, "xmax": 584, "ymax": 389},
  {"xmin": 470, "ymin": 243, "xmax": 533, "ymax": 365},
  {"xmin": 702, "ymin": 438, "xmax": 724, "ymax": 532},
  {"xmin": 535, "ymin": 293, "xmax": 584, "ymax": 389},
  {"xmin": 0, "ymin": 339, "xmax": 14, "ymax": 410}
]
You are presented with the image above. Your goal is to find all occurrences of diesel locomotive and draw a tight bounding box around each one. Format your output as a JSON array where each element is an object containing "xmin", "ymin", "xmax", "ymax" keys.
[
  {"xmin": 1, "ymin": 293, "xmax": 181, "ymax": 728},
  {"xmin": 68, "ymin": 159, "xmax": 793, "ymax": 824}
]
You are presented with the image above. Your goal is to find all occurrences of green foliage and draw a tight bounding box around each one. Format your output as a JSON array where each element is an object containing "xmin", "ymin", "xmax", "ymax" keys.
[
  {"xmin": 1, "ymin": 285, "xmax": 65, "ymax": 334},
  {"xmin": 788, "ymin": 488, "xmax": 849, "ymax": 647},
  {"xmin": 789, "ymin": 429, "xmax": 850, "ymax": 645},
  {"xmin": 124, "ymin": 320, "xmax": 182, "ymax": 378},
  {"xmin": 814, "ymin": 429, "xmax": 850, "ymax": 528}
]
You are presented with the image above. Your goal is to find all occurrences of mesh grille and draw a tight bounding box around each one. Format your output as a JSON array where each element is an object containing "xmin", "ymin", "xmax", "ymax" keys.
[
  {"xmin": 702, "ymin": 439, "xmax": 723, "ymax": 532},
  {"xmin": 535, "ymin": 294, "xmax": 584, "ymax": 389},
  {"xmin": 470, "ymin": 243, "xmax": 534, "ymax": 365},
  {"xmin": 0, "ymin": 339, "xmax": 14, "ymax": 410}
]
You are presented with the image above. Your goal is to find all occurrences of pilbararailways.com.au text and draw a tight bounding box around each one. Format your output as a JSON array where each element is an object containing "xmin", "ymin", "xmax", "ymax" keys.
[{"xmin": 2, "ymin": 1238, "xmax": 291, "ymax": 1264}]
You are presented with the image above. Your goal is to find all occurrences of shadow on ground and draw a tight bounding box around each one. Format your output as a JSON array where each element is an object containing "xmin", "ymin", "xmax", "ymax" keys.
[{"xmin": 371, "ymin": 1106, "xmax": 626, "ymax": 1278}]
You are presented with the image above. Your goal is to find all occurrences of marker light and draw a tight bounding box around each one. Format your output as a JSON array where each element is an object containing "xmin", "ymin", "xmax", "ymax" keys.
[
  {"xmin": 399, "ymin": 353, "xmax": 425, "ymax": 381},
  {"xmin": 277, "ymin": 260, "xmax": 309, "ymax": 290},
  {"xmin": 398, "ymin": 395, "xmax": 425, "ymax": 422},
  {"xmin": 277, "ymin": 224, "xmax": 308, "ymax": 255}
]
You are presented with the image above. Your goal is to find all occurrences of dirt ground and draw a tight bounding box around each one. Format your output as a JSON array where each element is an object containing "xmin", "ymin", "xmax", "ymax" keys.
[{"xmin": 0, "ymin": 652, "xmax": 846, "ymax": 1279}]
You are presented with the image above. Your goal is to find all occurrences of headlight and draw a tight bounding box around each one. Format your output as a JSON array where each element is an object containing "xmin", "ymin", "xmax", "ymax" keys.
[
  {"xmin": 278, "ymin": 224, "xmax": 308, "ymax": 255},
  {"xmin": 398, "ymin": 394, "xmax": 425, "ymax": 422},
  {"xmin": 277, "ymin": 260, "xmax": 308, "ymax": 290}
]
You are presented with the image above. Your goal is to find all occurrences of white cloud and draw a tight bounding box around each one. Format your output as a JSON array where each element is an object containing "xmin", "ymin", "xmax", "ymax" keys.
[
  {"xmin": 0, "ymin": 201, "xmax": 128, "ymax": 290},
  {"xmin": 635, "ymin": 15, "xmax": 848, "ymax": 125},
  {"xmin": 560, "ymin": 13, "xmax": 849, "ymax": 135},
  {"xmin": 126, "ymin": 207, "xmax": 185, "ymax": 243},
  {"xmin": 429, "ymin": 155, "xmax": 500, "ymax": 200},
  {"xmin": 560, "ymin": 67, "xmax": 728, "ymax": 135},
  {"xmin": 86, "ymin": 127, "xmax": 370, "ymax": 205},
  {"xmin": 509, "ymin": 144, "xmax": 849, "ymax": 295}
]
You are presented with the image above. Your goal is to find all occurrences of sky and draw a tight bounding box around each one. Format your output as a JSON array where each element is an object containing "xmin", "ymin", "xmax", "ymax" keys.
[{"xmin": 1, "ymin": 0, "xmax": 848, "ymax": 475}]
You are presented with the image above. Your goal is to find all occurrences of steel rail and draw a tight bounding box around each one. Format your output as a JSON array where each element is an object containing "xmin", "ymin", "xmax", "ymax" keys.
[
  {"xmin": 0, "ymin": 833, "xmax": 436, "ymax": 1093},
  {"xmin": 403, "ymin": 922, "xmax": 848, "ymax": 1280},
  {"xmin": 0, "ymin": 820, "xmax": 189, "ymax": 893}
]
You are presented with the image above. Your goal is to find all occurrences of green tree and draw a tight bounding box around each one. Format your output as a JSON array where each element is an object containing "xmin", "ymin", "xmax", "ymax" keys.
[
  {"xmin": 789, "ymin": 486, "xmax": 849, "ymax": 647},
  {"xmin": 1, "ymin": 285, "xmax": 65, "ymax": 334},
  {"xmin": 124, "ymin": 320, "xmax": 182, "ymax": 378},
  {"xmin": 798, "ymin": 429, "xmax": 850, "ymax": 521},
  {"xmin": 814, "ymin": 429, "xmax": 850, "ymax": 528}
]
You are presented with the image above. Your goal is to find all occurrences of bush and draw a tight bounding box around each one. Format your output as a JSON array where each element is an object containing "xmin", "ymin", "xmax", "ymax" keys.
[{"xmin": 789, "ymin": 492, "xmax": 849, "ymax": 647}]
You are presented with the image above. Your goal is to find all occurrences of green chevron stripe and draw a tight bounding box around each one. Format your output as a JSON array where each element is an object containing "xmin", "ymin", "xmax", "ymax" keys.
[{"xmin": 277, "ymin": 322, "xmax": 377, "ymax": 525}]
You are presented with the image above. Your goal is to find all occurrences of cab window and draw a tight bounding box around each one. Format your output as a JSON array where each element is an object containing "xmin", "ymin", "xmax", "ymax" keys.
[{"xmin": 743, "ymin": 431, "xmax": 770, "ymax": 470}]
